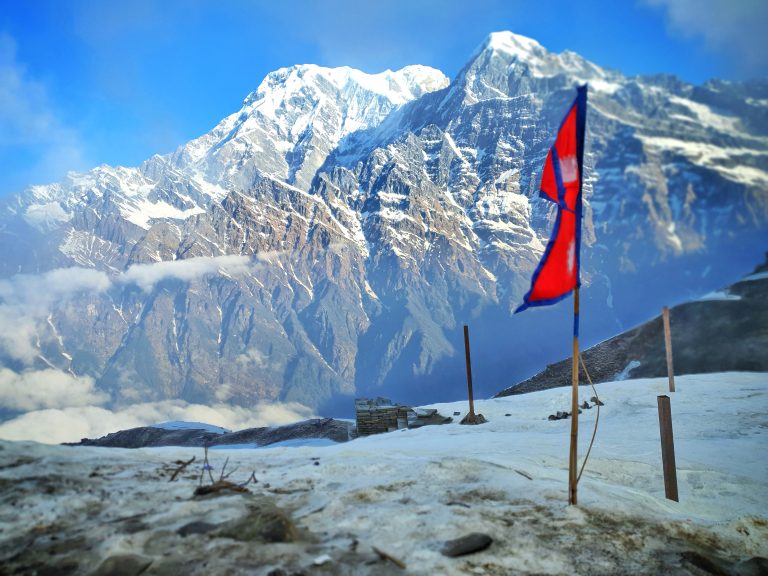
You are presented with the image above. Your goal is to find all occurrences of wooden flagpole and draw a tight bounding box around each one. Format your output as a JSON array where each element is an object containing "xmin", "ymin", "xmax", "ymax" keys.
[{"xmin": 569, "ymin": 286, "xmax": 580, "ymax": 505}]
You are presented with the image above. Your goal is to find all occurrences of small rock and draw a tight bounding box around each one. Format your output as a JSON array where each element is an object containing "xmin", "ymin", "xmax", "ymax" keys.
[
  {"xmin": 441, "ymin": 533, "xmax": 493, "ymax": 557},
  {"xmin": 680, "ymin": 551, "xmax": 729, "ymax": 576},
  {"xmin": 453, "ymin": 411, "xmax": 461, "ymax": 416},
  {"xmin": 505, "ymin": 413, "xmax": 511, "ymax": 417},
  {"xmin": 591, "ymin": 396, "xmax": 605, "ymax": 406},
  {"xmin": 581, "ymin": 401, "xmax": 591, "ymax": 409},
  {"xmin": 312, "ymin": 554, "xmax": 332, "ymax": 566},
  {"xmin": 313, "ymin": 461, "xmax": 320, "ymax": 466},
  {"xmin": 218, "ymin": 501, "xmax": 298, "ymax": 543},
  {"xmin": 122, "ymin": 518, "xmax": 148, "ymax": 534},
  {"xmin": 734, "ymin": 556, "xmax": 768, "ymax": 576},
  {"xmin": 91, "ymin": 554, "xmax": 153, "ymax": 576},
  {"xmin": 459, "ymin": 413, "xmax": 487, "ymax": 425},
  {"xmin": 177, "ymin": 521, "xmax": 217, "ymax": 536}
]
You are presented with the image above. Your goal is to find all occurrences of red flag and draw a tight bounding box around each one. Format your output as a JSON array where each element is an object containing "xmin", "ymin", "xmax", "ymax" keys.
[{"xmin": 516, "ymin": 86, "xmax": 587, "ymax": 313}]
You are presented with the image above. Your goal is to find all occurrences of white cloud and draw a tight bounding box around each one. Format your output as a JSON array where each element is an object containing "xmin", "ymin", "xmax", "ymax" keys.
[
  {"xmin": 0, "ymin": 254, "xmax": 296, "ymax": 444},
  {"xmin": 120, "ymin": 254, "xmax": 252, "ymax": 292},
  {"xmin": 0, "ymin": 368, "xmax": 107, "ymax": 412},
  {"xmin": 0, "ymin": 33, "xmax": 88, "ymax": 191},
  {"xmin": 0, "ymin": 268, "xmax": 112, "ymax": 303},
  {"xmin": 235, "ymin": 348, "xmax": 267, "ymax": 369},
  {"xmin": 0, "ymin": 256, "xmax": 252, "ymax": 364},
  {"xmin": 645, "ymin": 0, "xmax": 768, "ymax": 77},
  {"xmin": 0, "ymin": 397, "xmax": 315, "ymax": 445},
  {"xmin": 0, "ymin": 268, "xmax": 111, "ymax": 363}
]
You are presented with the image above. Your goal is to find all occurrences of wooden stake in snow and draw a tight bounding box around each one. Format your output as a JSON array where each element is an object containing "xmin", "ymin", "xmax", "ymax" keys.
[
  {"xmin": 663, "ymin": 306, "xmax": 675, "ymax": 392},
  {"xmin": 464, "ymin": 325, "xmax": 476, "ymax": 418},
  {"xmin": 657, "ymin": 395, "xmax": 679, "ymax": 502},
  {"xmin": 460, "ymin": 325, "xmax": 486, "ymax": 425}
]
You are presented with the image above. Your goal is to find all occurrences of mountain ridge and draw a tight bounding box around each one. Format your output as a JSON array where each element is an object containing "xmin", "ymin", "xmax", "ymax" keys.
[
  {"xmin": 0, "ymin": 31, "xmax": 766, "ymax": 417},
  {"xmin": 494, "ymin": 255, "xmax": 768, "ymax": 398}
]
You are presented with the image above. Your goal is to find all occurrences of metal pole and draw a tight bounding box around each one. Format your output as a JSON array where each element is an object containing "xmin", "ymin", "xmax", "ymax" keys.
[
  {"xmin": 662, "ymin": 306, "xmax": 675, "ymax": 392},
  {"xmin": 657, "ymin": 395, "xmax": 679, "ymax": 501},
  {"xmin": 463, "ymin": 325, "xmax": 476, "ymax": 418},
  {"xmin": 569, "ymin": 287, "xmax": 580, "ymax": 505}
]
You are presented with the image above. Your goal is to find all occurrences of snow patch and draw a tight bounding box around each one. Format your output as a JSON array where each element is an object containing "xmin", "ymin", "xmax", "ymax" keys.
[
  {"xmin": 613, "ymin": 360, "xmax": 641, "ymax": 381},
  {"xmin": 697, "ymin": 290, "xmax": 742, "ymax": 302},
  {"xmin": 122, "ymin": 199, "xmax": 207, "ymax": 230},
  {"xmin": 24, "ymin": 202, "xmax": 71, "ymax": 230},
  {"xmin": 153, "ymin": 421, "xmax": 231, "ymax": 434}
]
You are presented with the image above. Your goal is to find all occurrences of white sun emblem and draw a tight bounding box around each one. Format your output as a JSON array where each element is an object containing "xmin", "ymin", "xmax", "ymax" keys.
[{"xmin": 559, "ymin": 155, "xmax": 578, "ymax": 183}]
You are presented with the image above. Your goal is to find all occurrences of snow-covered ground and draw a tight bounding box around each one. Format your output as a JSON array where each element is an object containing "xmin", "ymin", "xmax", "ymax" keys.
[{"xmin": 1, "ymin": 372, "xmax": 766, "ymax": 575}]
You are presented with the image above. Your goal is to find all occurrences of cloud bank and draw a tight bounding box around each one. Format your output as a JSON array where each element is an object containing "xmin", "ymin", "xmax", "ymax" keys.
[
  {"xmin": 120, "ymin": 254, "xmax": 252, "ymax": 292},
  {"xmin": 0, "ymin": 254, "xmax": 315, "ymax": 445},
  {"xmin": 0, "ymin": 255, "xmax": 252, "ymax": 363},
  {"xmin": 0, "ymin": 368, "xmax": 107, "ymax": 412},
  {"xmin": 0, "ymin": 267, "xmax": 111, "ymax": 363},
  {"xmin": 0, "ymin": 392, "xmax": 315, "ymax": 445}
]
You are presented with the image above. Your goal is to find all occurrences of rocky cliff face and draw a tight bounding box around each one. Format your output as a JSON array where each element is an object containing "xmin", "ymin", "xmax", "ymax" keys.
[{"xmin": 1, "ymin": 32, "xmax": 766, "ymax": 414}]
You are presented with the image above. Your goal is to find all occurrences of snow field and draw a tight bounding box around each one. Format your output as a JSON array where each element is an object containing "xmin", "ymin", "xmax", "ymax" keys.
[{"xmin": 0, "ymin": 372, "xmax": 766, "ymax": 574}]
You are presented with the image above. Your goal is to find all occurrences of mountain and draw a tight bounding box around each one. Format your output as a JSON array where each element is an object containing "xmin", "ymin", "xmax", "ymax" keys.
[
  {"xmin": 495, "ymin": 255, "xmax": 768, "ymax": 397},
  {"xmin": 69, "ymin": 417, "xmax": 352, "ymax": 448},
  {"xmin": 0, "ymin": 31, "xmax": 766, "ymax": 417}
]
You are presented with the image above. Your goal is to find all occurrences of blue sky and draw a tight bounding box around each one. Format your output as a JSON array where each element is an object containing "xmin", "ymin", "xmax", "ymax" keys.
[{"xmin": 1, "ymin": 0, "xmax": 766, "ymax": 197}]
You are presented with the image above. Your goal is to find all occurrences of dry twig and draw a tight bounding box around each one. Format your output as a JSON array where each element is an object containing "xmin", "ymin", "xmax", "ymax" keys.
[
  {"xmin": 194, "ymin": 480, "xmax": 250, "ymax": 497},
  {"xmin": 193, "ymin": 447, "xmax": 257, "ymax": 497},
  {"xmin": 169, "ymin": 456, "xmax": 196, "ymax": 482},
  {"xmin": 372, "ymin": 546, "xmax": 406, "ymax": 570},
  {"xmin": 514, "ymin": 469, "xmax": 533, "ymax": 481}
]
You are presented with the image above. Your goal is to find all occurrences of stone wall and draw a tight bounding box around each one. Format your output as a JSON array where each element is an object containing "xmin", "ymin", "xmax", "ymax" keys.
[{"xmin": 354, "ymin": 397, "xmax": 410, "ymax": 436}]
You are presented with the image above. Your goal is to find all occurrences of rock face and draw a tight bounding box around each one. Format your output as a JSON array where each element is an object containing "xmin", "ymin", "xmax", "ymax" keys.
[
  {"xmin": 1, "ymin": 31, "xmax": 767, "ymax": 413},
  {"xmin": 495, "ymin": 256, "xmax": 768, "ymax": 397}
]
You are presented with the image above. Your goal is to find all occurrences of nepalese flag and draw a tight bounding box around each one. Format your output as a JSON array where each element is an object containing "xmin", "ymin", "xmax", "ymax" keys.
[{"xmin": 516, "ymin": 85, "xmax": 588, "ymax": 313}]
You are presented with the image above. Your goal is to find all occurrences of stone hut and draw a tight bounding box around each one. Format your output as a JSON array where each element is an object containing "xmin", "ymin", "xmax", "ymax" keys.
[{"xmin": 354, "ymin": 397, "xmax": 410, "ymax": 436}]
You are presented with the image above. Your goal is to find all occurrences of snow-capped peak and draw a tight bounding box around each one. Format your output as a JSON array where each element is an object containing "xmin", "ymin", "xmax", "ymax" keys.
[
  {"xmin": 243, "ymin": 64, "xmax": 447, "ymax": 110},
  {"xmin": 455, "ymin": 30, "xmax": 622, "ymax": 102},
  {"xmin": 172, "ymin": 63, "xmax": 449, "ymax": 189},
  {"xmin": 483, "ymin": 31, "xmax": 547, "ymax": 61}
]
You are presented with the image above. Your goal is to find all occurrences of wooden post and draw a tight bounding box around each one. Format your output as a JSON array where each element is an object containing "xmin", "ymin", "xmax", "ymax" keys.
[
  {"xmin": 463, "ymin": 325, "xmax": 476, "ymax": 418},
  {"xmin": 662, "ymin": 306, "xmax": 675, "ymax": 392},
  {"xmin": 569, "ymin": 287, "xmax": 580, "ymax": 505},
  {"xmin": 657, "ymin": 395, "xmax": 679, "ymax": 502}
]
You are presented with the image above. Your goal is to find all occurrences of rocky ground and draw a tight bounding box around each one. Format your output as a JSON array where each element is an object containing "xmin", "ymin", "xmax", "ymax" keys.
[{"xmin": 0, "ymin": 442, "xmax": 765, "ymax": 576}]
